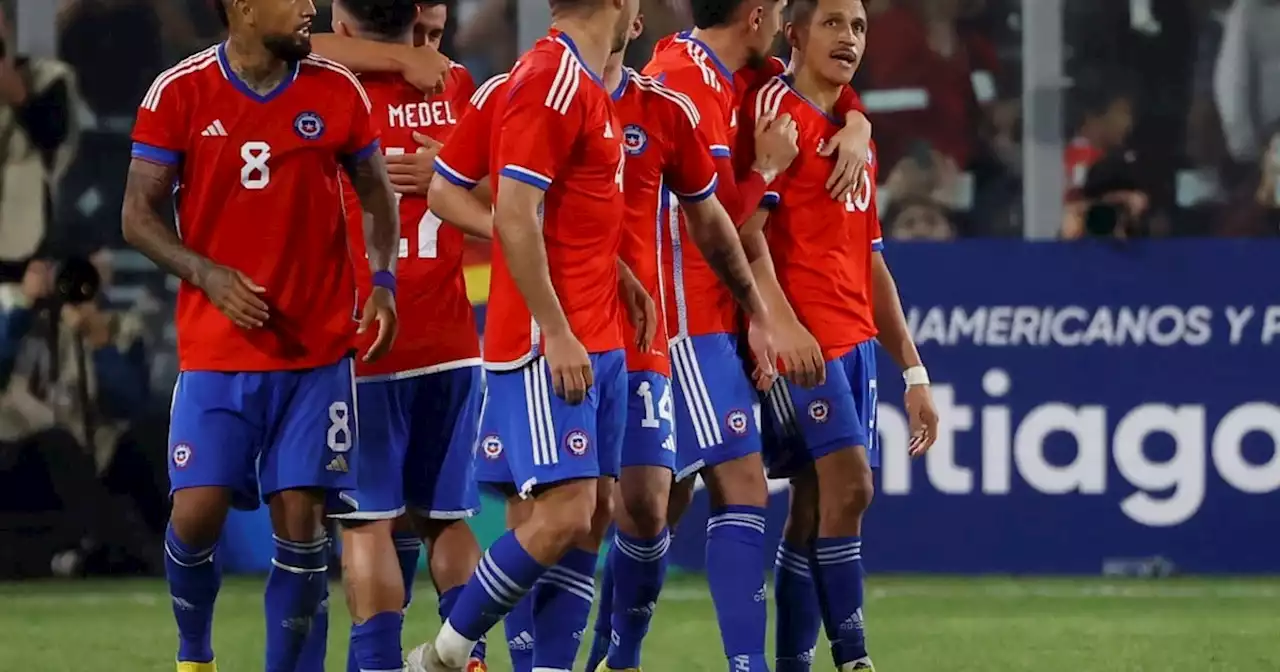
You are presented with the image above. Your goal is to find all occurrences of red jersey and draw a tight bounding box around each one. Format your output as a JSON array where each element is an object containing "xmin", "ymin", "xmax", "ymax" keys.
[
  {"xmin": 343, "ymin": 65, "xmax": 480, "ymax": 380},
  {"xmin": 644, "ymin": 32, "xmax": 740, "ymax": 340},
  {"xmin": 613, "ymin": 67, "xmax": 719, "ymax": 376},
  {"xmin": 1064, "ymin": 137, "xmax": 1104, "ymax": 198},
  {"xmin": 433, "ymin": 71, "xmax": 511, "ymax": 188},
  {"xmin": 131, "ymin": 44, "xmax": 379, "ymax": 371},
  {"xmin": 749, "ymin": 77, "xmax": 882, "ymax": 360},
  {"xmin": 484, "ymin": 31, "xmax": 626, "ymax": 369}
]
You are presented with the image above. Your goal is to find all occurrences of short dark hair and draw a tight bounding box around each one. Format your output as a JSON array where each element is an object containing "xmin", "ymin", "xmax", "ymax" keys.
[
  {"xmin": 548, "ymin": 0, "xmax": 597, "ymax": 14},
  {"xmin": 786, "ymin": 0, "xmax": 864, "ymax": 26},
  {"xmin": 336, "ymin": 0, "xmax": 419, "ymax": 40},
  {"xmin": 688, "ymin": 0, "xmax": 754, "ymax": 29}
]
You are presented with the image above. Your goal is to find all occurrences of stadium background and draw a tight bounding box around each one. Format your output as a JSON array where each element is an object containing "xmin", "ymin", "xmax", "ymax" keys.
[{"xmin": 0, "ymin": 0, "xmax": 1277, "ymax": 669}]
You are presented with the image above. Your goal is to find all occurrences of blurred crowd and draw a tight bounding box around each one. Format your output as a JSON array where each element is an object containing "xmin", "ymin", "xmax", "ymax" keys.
[{"xmin": 0, "ymin": 0, "xmax": 1278, "ymax": 577}]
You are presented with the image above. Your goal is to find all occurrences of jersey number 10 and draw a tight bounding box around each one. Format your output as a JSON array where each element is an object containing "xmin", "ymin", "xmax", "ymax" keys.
[{"xmin": 844, "ymin": 170, "xmax": 872, "ymax": 213}]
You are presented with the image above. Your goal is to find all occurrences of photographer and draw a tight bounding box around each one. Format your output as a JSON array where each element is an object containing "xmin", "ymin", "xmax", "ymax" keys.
[
  {"xmin": 1063, "ymin": 150, "xmax": 1152, "ymax": 240},
  {"xmin": 0, "ymin": 2, "xmax": 78, "ymax": 277},
  {"xmin": 0, "ymin": 256, "xmax": 159, "ymax": 576}
]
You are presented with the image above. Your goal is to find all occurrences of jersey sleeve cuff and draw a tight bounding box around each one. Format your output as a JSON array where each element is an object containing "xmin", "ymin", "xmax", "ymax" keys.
[
  {"xmin": 131, "ymin": 142, "xmax": 181, "ymax": 166},
  {"xmin": 348, "ymin": 139, "xmax": 381, "ymax": 163},
  {"xmin": 499, "ymin": 165, "xmax": 553, "ymax": 191},
  {"xmin": 672, "ymin": 174, "xmax": 718, "ymax": 203},
  {"xmin": 761, "ymin": 191, "xmax": 780, "ymax": 209},
  {"xmin": 434, "ymin": 157, "xmax": 480, "ymax": 188},
  {"xmin": 872, "ymin": 237, "xmax": 885, "ymax": 252},
  {"xmin": 709, "ymin": 144, "xmax": 732, "ymax": 158}
]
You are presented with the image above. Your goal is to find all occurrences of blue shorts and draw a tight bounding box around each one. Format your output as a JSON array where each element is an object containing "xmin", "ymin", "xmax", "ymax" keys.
[
  {"xmin": 330, "ymin": 365, "xmax": 482, "ymax": 521},
  {"xmin": 621, "ymin": 371, "xmax": 676, "ymax": 470},
  {"xmin": 473, "ymin": 351, "xmax": 627, "ymax": 495},
  {"xmin": 669, "ymin": 333, "xmax": 762, "ymax": 482},
  {"xmin": 761, "ymin": 340, "xmax": 879, "ymax": 479},
  {"xmin": 167, "ymin": 357, "xmax": 358, "ymax": 510}
]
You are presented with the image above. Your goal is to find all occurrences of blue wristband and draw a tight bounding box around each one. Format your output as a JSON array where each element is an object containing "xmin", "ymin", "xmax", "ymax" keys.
[{"xmin": 372, "ymin": 270, "xmax": 396, "ymax": 296}]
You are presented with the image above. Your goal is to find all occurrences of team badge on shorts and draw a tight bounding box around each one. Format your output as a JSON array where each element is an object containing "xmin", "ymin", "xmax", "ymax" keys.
[
  {"xmin": 293, "ymin": 112, "xmax": 325, "ymax": 140},
  {"xmin": 565, "ymin": 430, "xmax": 590, "ymax": 457},
  {"xmin": 623, "ymin": 125, "xmax": 648, "ymax": 156},
  {"xmin": 172, "ymin": 443, "xmax": 192, "ymax": 468},
  {"xmin": 726, "ymin": 410, "xmax": 750, "ymax": 436},
  {"xmin": 808, "ymin": 399, "xmax": 831, "ymax": 423},
  {"xmin": 480, "ymin": 435, "xmax": 503, "ymax": 460}
]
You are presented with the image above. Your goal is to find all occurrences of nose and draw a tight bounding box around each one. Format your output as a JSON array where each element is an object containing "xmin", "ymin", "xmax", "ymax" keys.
[{"xmin": 302, "ymin": 0, "xmax": 316, "ymax": 17}]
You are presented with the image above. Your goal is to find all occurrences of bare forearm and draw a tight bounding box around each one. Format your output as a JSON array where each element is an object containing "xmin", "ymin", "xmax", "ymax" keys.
[
  {"xmin": 428, "ymin": 175, "xmax": 493, "ymax": 239},
  {"xmin": 743, "ymin": 229, "xmax": 798, "ymax": 323},
  {"xmin": 871, "ymin": 253, "xmax": 922, "ymax": 370},
  {"xmin": 496, "ymin": 206, "xmax": 571, "ymax": 336},
  {"xmin": 686, "ymin": 198, "xmax": 766, "ymax": 316},
  {"xmin": 311, "ymin": 34, "xmax": 407, "ymax": 74},
  {"xmin": 352, "ymin": 154, "xmax": 400, "ymax": 274},
  {"xmin": 121, "ymin": 160, "xmax": 212, "ymax": 285}
]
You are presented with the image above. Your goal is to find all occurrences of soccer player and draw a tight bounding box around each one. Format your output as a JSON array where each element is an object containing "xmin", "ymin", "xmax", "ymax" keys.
[
  {"xmin": 323, "ymin": 2, "xmax": 488, "ymax": 672},
  {"xmin": 122, "ymin": 1, "xmax": 399, "ymax": 671},
  {"xmin": 586, "ymin": 7, "xmax": 810, "ymax": 672},
  {"xmin": 741, "ymin": 1, "xmax": 940, "ymax": 669},
  {"xmin": 641, "ymin": 2, "xmax": 872, "ymax": 669},
  {"xmin": 411, "ymin": 1, "xmax": 652, "ymax": 671}
]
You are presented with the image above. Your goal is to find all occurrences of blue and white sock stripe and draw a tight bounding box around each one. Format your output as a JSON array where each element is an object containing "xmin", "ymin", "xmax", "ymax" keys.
[
  {"xmin": 271, "ymin": 535, "xmax": 330, "ymax": 573},
  {"xmin": 163, "ymin": 540, "xmax": 215, "ymax": 567},
  {"xmin": 706, "ymin": 511, "xmax": 767, "ymax": 534},
  {"xmin": 614, "ymin": 531, "xmax": 671, "ymax": 563},
  {"xmin": 393, "ymin": 537, "xmax": 422, "ymax": 552},
  {"xmin": 814, "ymin": 540, "xmax": 863, "ymax": 566},
  {"xmin": 670, "ymin": 339, "xmax": 724, "ymax": 449},
  {"xmin": 775, "ymin": 545, "xmax": 812, "ymax": 578},
  {"xmin": 474, "ymin": 550, "xmax": 529, "ymax": 609},
  {"xmin": 523, "ymin": 360, "xmax": 558, "ymax": 467},
  {"xmin": 538, "ymin": 565, "xmax": 596, "ymax": 604}
]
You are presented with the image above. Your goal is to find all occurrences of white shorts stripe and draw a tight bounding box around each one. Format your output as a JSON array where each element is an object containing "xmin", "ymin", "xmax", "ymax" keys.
[{"xmin": 671, "ymin": 340, "xmax": 724, "ymax": 449}]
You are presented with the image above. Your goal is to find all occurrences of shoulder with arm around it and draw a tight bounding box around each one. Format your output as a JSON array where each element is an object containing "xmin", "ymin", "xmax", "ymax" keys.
[{"xmin": 300, "ymin": 54, "xmax": 372, "ymax": 111}]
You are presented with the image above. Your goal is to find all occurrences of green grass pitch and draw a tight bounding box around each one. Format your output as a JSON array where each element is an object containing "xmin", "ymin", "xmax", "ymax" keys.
[{"xmin": 1, "ymin": 575, "xmax": 1277, "ymax": 671}]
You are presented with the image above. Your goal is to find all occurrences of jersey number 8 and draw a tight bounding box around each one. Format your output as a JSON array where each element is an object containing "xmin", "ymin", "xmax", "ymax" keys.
[{"xmin": 240, "ymin": 141, "xmax": 271, "ymax": 190}]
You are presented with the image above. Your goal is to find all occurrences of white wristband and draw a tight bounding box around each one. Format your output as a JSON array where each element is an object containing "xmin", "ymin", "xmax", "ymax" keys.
[{"xmin": 903, "ymin": 366, "xmax": 930, "ymax": 387}]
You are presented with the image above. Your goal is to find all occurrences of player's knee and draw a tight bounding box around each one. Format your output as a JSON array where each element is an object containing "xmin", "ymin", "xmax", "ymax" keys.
[
  {"xmin": 268, "ymin": 488, "xmax": 326, "ymax": 542},
  {"xmin": 821, "ymin": 462, "xmax": 874, "ymax": 521},
  {"xmin": 619, "ymin": 482, "xmax": 669, "ymax": 537},
  {"xmin": 666, "ymin": 476, "xmax": 696, "ymax": 529},
  {"xmin": 706, "ymin": 455, "xmax": 769, "ymax": 509},
  {"xmin": 535, "ymin": 481, "xmax": 598, "ymax": 541},
  {"xmin": 783, "ymin": 472, "xmax": 819, "ymax": 544},
  {"xmin": 169, "ymin": 487, "xmax": 232, "ymax": 548}
]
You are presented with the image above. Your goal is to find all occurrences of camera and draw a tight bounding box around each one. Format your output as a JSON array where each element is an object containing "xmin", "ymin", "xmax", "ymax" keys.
[
  {"xmin": 1081, "ymin": 151, "xmax": 1147, "ymax": 238},
  {"xmin": 53, "ymin": 256, "xmax": 101, "ymax": 306}
]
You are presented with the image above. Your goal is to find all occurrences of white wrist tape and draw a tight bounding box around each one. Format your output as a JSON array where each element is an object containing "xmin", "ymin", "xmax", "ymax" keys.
[{"xmin": 903, "ymin": 366, "xmax": 930, "ymax": 387}]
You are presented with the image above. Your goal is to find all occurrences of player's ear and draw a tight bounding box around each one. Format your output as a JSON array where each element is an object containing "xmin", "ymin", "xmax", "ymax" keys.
[
  {"xmin": 747, "ymin": 5, "xmax": 764, "ymax": 32},
  {"xmin": 631, "ymin": 12, "xmax": 644, "ymax": 40},
  {"xmin": 785, "ymin": 22, "xmax": 799, "ymax": 51},
  {"xmin": 333, "ymin": 19, "xmax": 353, "ymax": 38}
]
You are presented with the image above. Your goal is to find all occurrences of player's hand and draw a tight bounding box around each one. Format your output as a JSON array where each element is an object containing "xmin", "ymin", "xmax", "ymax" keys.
[
  {"xmin": 905, "ymin": 383, "xmax": 939, "ymax": 457},
  {"xmin": 397, "ymin": 43, "xmax": 450, "ymax": 95},
  {"xmin": 821, "ymin": 122, "xmax": 870, "ymax": 200},
  {"xmin": 746, "ymin": 314, "xmax": 778, "ymax": 392},
  {"xmin": 619, "ymin": 273, "xmax": 657, "ymax": 353},
  {"xmin": 386, "ymin": 132, "xmax": 443, "ymax": 196},
  {"xmin": 544, "ymin": 331, "xmax": 593, "ymax": 405},
  {"xmin": 774, "ymin": 318, "xmax": 826, "ymax": 389},
  {"xmin": 752, "ymin": 112, "xmax": 800, "ymax": 181},
  {"xmin": 358, "ymin": 286, "xmax": 399, "ymax": 363},
  {"xmin": 197, "ymin": 264, "xmax": 270, "ymax": 329}
]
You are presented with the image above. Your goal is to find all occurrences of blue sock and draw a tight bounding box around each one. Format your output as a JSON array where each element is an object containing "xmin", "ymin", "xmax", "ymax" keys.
[
  {"xmin": 350, "ymin": 611, "xmax": 403, "ymax": 672},
  {"xmin": 439, "ymin": 585, "xmax": 487, "ymax": 663},
  {"xmin": 585, "ymin": 541, "xmax": 616, "ymax": 672},
  {"xmin": 774, "ymin": 541, "xmax": 820, "ymax": 672},
  {"xmin": 812, "ymin": 536, "xmax": 867, "ymax": 665},
  {"xmin": 504, "ymin": 595, "xmax": 535, "ymax": 672},
  {"xmin": 608, "ymin": 529, "xmax": 670, "ymax": 669},
  {"xmin": 393, "ymin": 532, "xmax": 421, "ymax": 609},
  {"xmin": 298, "ymin": 581, "xmax": 329, "ymax": 672},
  {"xmin": 441, "ymin": 531, "xmax": 545, "ymax": 661},
  {"xmin": 264, "ymin": 535, "xmax": 330, "ymax": 672},
  {"xmin": 164, "ymin": 524, "xmax": 221, "ymax": 664},
  {"xmin": 706, "ymin": 506, "xmax": 770, "ymax": 672},
  {"xmin": 531, "ymin": 547, "xmax": 597, "ymax": 670}
]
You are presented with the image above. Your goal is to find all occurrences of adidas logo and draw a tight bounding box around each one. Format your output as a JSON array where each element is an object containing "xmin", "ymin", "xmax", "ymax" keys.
[
  {"xmin": 200, "ymin": 120, "xmax": 228, "ymax": 137},
  {"xmin": 326, "ymin": 455, "xmax": 348, "ymax": 473},
  {"xmin": 839, "ymin": 608, "xmax": 865, "ymax": 632},
  {"xmin": 507, "ymin": 630, "xmax": 534, "ymax": 650}
]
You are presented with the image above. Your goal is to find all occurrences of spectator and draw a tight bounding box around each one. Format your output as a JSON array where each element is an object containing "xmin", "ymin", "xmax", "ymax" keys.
[
  {"xmin": 0, "ymin": 256, "xmax": 160, "ymax": 575},
  {"xmin": 1213, "ymin": 0, "xmax": 1280, "ymax": 164},
  {"xmin": 859, "ymin": 0, "xmax": 1002, "ymax": 169},
  {"xmin": 1065, "ymin": 82, "xmax": 1134, "ymax": 196},
  {"xmin": 885, "ymin": 195, "xmax": 958, "ymax": 241},
  {"xmin": 0, "ymin": 2, "xmax": 79, "ymax": 280}
]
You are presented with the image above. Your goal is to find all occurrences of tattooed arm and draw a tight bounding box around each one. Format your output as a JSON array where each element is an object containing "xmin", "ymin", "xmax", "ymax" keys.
[
  {"xmin": 344, "ymin": 150, "xmax": 401, "ymax": 362},
  {"xmin": 681, "ymin": 194, "xmax": 769, "ymax": 319}
]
